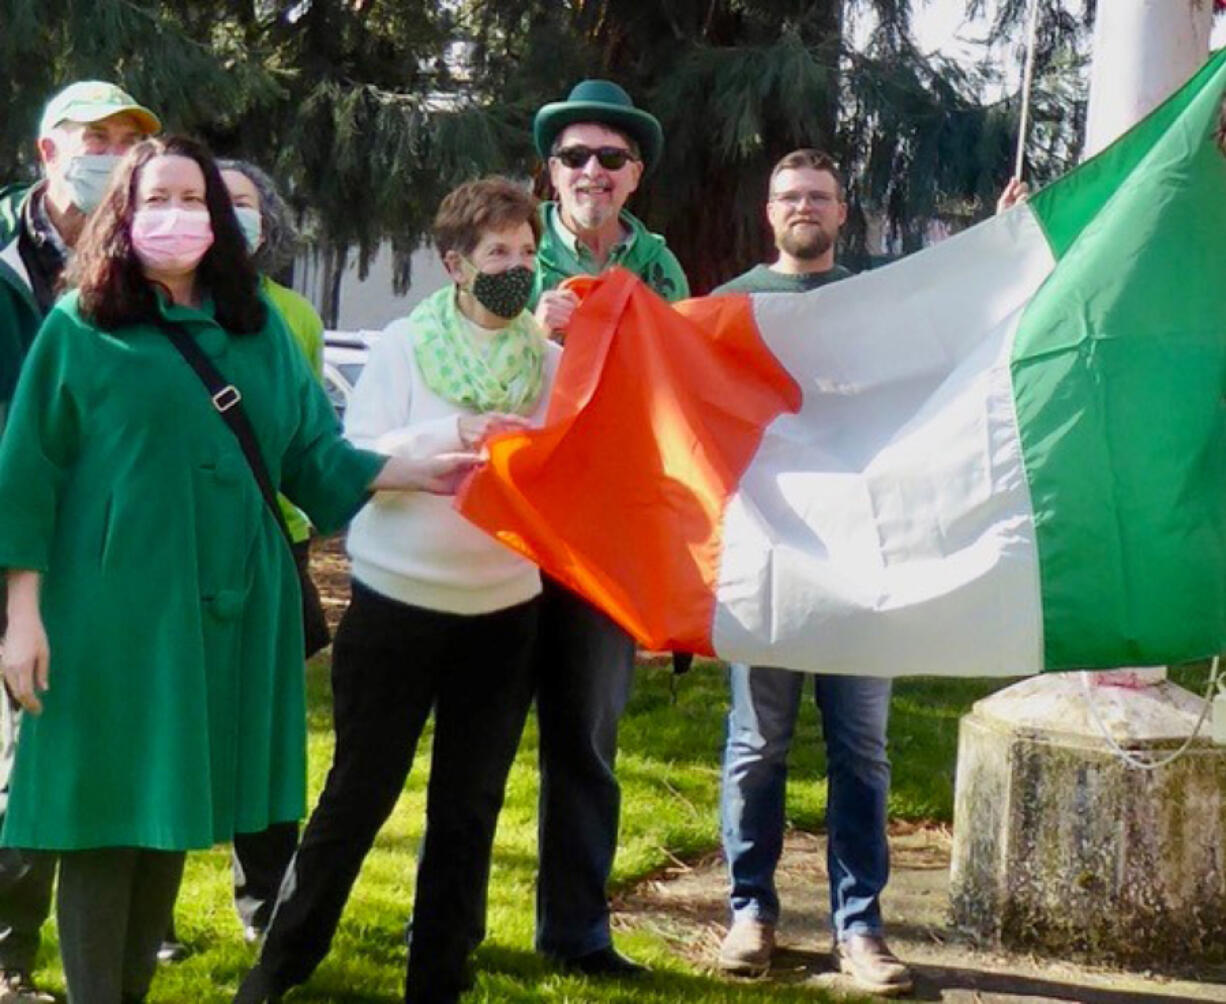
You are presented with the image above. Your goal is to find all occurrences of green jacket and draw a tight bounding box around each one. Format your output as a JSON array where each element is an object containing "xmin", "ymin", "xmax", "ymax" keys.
[
  {"xmin": 0, "ymin": 184, "xmax": 40, "ymax": 429},
  {"xmin": 0, "ymin": 291, "xmax": 383, "ymax": 850},
  {"xmin": 531, "ymin": 202, "xmax": 690, "ymax": 307},
  {"xmin": 263, "ymin": 276, "xmax": 325, "ymax": 543}
]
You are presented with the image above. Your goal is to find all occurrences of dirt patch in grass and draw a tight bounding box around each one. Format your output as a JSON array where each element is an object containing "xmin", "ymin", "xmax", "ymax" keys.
[
  {"xmin": 311, "ymin": 533, "xmax": 352, "ymax": 633},
  {"xmin": 614, "ymin": 823, "xmax": 1226, "ymax": 1002}
]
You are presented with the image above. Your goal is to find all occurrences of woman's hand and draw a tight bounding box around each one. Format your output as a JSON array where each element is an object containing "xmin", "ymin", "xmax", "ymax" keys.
[
  {"xmin": 372, "ymin": 452, "xmax": 482, "ymax": 496},
  {"xmin": 3, "ymin": 572, "xmax": 49, "ymax": 715},
  {"xmin": 533, "ymin": 288, "xmax": 579, "ymax": 341},
  {"xmin": 457, "ymin": 412, "xmax": 532, "ymax": 450}
]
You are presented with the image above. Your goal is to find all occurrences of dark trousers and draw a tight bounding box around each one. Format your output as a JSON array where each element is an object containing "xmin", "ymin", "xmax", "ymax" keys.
[
  {"xmin": 248, "ymin": 581, "xmax": 538, "ymax": 1003},
  {"xmin": 533, "ymin": 578, "xmax": 637, "ymax": 958},
  {"xmin": 232, "ymin": 822, "xmax": 298, "ymax": 933},
  {"xmin": 57, "ymin": 847, "xmax": 185, "ymax": 1004},
  {"xmin": 0, "ymin": 695, "xmax": 55, "ymax": 973}
]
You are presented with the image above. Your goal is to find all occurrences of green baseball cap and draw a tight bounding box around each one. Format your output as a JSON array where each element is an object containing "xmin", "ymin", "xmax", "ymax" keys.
[{"xmin": 39, "ymin": 80, "xmax": 161, "ymax": 138}]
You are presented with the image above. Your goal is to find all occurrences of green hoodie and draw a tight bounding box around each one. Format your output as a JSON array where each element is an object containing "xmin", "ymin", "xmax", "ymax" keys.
[
  {"xmin": 531, "ymin": 202, "xmax": 689, "ymax": 307},
  {"xmin": 0, "ymin": 183, "xmax": 41, "ymax": 427}
]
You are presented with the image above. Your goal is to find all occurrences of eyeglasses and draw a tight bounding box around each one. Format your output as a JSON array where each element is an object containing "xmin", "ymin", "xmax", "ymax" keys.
[
  {"xmin": 770, "ymin": 190, "xmax": 840, "ymax": 209},
  {"xmin": 552, "ymin": 145, "xmax": 638, "ymax": 170}
]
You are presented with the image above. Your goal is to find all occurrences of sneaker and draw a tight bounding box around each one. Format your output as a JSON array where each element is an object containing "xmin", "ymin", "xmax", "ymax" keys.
[
  {"xmin": 556, "ymin": 945, "xmax": 648, "ymax": 978},
  {"xmin": 156, "ymin": 938, "xmax": 189, "ymax": 964},
  {"xmin": 0, "ymin": 969, "xmax": 55, "ymax": 1003},
  {"xmin": 717, "ymin": 916, "xmax": 775, "ymax": 975},
  {"xmin": 832, "ymin": 934, "xmax": 913, "ymax": 997}
]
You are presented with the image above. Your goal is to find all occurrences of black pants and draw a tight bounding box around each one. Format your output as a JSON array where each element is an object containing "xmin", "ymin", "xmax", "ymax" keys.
[
  {"xmin": 533, "ymin": 577, "xmax": 637, "ymax": 958},
  {"xmin": 232, "ymin": 821, "xmax": 298, "ymax": 933},
  {"xmin": 246, "ymin": 581, "xmax": 538, "ymax": 1004}
]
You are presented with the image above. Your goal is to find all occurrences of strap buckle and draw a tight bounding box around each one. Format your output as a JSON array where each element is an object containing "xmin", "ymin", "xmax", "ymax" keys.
[{"xmin": 212, "ymin": 385, "xmax": 242, "ymax": 412}]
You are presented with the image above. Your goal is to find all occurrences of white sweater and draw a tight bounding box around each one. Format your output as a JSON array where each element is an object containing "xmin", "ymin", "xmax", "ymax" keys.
[{"xmin": 344, "ymin": 314, "xmax": 560, "ymax": 614}]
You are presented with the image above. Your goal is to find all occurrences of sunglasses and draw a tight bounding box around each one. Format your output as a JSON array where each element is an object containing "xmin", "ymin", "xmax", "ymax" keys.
[{"xmin": 552, "ymin": 145, "xmax": 638, "ymax": 170}]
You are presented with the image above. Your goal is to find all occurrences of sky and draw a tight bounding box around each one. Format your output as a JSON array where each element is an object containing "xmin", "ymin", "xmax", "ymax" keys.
[{"xmin": 910, "ymin": 0, "xmax": 1226, "ymax": 63}]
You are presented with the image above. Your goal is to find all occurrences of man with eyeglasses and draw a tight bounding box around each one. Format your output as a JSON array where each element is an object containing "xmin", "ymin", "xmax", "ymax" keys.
[
  {"xmin": 710, "ymin": 149, "xmax": 912, "ymax": 998},
  {"xmin": 524, "ymin": 79, "xmax": 688, "ymax": 979},
  {"xmin": 0, "ymin": 81, "xmax": 160, "ymax": 1003}
]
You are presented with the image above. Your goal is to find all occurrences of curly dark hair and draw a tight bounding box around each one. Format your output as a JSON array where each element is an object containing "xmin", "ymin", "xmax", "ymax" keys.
[
  {"xmin": 68, "ymin": 135, "xmax": 265, "ymax": 334},
  {"xmin": 217, "ymin": 158, "xmax": 303, "ymax": 275}
]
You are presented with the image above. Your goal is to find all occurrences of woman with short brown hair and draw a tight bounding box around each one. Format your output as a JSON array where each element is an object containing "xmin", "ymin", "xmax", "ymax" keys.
[{"xmin": 239, "ymin": 176, "xmax": 557, "ymax": 1004}]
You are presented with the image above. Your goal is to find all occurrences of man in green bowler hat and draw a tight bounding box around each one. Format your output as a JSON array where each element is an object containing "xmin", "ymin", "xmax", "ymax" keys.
[{"xmin": 526, "ymin": 79, "xmax": 688, "ymax": 979}]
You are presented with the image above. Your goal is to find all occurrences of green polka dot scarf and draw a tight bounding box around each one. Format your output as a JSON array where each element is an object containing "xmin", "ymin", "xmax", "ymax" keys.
[{"xmin": 411, "ymin": 285, "xmax": 546, "ymax": 415}]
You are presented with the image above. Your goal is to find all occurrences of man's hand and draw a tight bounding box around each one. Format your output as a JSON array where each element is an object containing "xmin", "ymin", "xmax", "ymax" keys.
[
  {"xmin": 373, "ymin": 452, "xmax": 483, "ymax": 496},
  {"xmin": 457, "ymin": 412, "xmax": 532, "ymax": 450},
  {"xmin": 2, "ymin": 608, "xmax": 49, "ymax": 716},
  {"xmin": 996, "ymin": 177, "xmax": 1030, "ymax": 215},
  {"xmin": 533, "ymin": 288, "xmax": 579, "ymax": 340}
]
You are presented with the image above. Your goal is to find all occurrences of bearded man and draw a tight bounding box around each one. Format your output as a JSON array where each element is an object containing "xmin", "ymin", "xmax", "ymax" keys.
[{"xmin": 710, "ymin": 149, "xmax": 912, "ymax": 998}]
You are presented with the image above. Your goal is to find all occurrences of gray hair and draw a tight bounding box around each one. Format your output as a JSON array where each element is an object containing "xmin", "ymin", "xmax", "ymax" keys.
[{"xmin": 216, "ymin": 159, "xmax": 301, "ymax": 275}]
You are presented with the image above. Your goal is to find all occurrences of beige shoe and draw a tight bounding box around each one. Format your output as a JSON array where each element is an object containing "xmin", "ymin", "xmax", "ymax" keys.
[
  {"xmin": 0, "ymin": 969, "xmax": 55, "ymax": 1004},
  {"xmin": 832, "ymin": 934, "xmax": 913, "ymax": 996},
  {"xmin": 717, "ymin": 915, "xmax": 775, "ymax": 975}
]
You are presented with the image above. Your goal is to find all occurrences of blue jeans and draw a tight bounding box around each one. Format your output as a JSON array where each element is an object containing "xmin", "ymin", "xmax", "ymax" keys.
[
  {"xmin": 720, "ymin": 664, "xmax": 892, "ymax": 939},
  {"xmin": 534, "ymin": 578, "xmax": 637, "ymax": 959}
]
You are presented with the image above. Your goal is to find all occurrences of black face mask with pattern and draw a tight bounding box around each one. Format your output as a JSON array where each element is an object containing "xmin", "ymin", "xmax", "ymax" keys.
[{"xmin": 467, "ymin": 263, "xmax": 535, "ymax": 320}]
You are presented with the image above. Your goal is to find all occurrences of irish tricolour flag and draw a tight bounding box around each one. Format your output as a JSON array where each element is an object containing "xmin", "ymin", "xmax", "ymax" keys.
[{"xmin": 459, "ymin": 51, "xmax": 1226, "ymax": 677}]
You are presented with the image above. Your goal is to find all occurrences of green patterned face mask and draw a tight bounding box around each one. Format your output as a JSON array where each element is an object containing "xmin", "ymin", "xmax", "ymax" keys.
[{"xmin": 464, "ymin": 259, "xmax": 535, "ymax": 320}]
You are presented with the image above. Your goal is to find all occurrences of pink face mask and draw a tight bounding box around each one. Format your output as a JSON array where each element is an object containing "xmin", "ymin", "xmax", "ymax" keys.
[{"xmin": 130, "ymin": 207, "xmax": 214, "ymax": 273}]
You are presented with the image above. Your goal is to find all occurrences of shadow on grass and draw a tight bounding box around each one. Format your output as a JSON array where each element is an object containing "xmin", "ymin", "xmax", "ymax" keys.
[{"xmin": 471, "ymin": 943, "xmax": 852, "ymax": 1002}]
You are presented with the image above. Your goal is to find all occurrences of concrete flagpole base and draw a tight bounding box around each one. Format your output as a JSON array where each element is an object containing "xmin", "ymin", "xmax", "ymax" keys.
[{"xmin": 949, "ymin": 673, "xmax": 1226, "ymax": 964}]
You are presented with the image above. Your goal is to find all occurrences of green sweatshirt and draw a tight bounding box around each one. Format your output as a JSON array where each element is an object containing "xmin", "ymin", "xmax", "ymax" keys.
[
  {"xmin": 712, "ymin": 262, "xmax": 855, "ymax": 296},
  {"xmin": 531, "ymin": 202, "xmax": 690, "ymax": 307},
  {"xmin": 263, "ymin": 275, "xmax": 326, "ymax": 544}
]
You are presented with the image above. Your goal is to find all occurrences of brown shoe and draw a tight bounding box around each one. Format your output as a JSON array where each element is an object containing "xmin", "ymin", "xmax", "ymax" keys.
[
  {"xmin": 717, "ymin": 916, "xmax": 775, "ymax": 975},
  {"xmin": 832, "ymin": 934, "xmax": 912, "ymax": 996}
]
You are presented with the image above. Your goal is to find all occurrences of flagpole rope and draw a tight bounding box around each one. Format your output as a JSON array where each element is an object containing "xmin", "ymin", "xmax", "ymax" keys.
[
  {"xmin": 1014, "ymin": 0, "xmax": 1043, "ymax": 178},
  {"xmin": 1079, "ymin": 656, "xmax": 1221, "ymax": 771}
]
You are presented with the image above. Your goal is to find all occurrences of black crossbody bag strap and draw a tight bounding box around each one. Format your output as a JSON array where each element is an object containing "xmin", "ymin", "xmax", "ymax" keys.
[{"xmin": 155, "ymin": 317, "xmax": 293, "ymax": 545}]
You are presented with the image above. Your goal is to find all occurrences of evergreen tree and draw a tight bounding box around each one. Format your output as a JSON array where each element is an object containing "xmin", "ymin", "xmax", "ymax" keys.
[
  {"xmin": 460, "ymin": 0, "xmax": 1066, "ymax": 289},
  {"xmin": 0, "ymin": 1, "xmax": 1089, "ymax": 307}
]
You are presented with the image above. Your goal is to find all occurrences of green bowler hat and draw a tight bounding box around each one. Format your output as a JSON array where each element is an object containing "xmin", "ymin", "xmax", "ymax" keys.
[{"xmin": 534, "ymin": 79, "xmax": 664, "ymax": 172}]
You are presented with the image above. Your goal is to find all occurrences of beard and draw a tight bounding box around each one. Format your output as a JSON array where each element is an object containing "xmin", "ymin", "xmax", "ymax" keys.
[
  {"xmin": 778, "ymin": 223, "xmax": 834, "ymax": 260},
  {"xmin": 564, "ymin": 198, "xmax": 617, "ymax": 233}
]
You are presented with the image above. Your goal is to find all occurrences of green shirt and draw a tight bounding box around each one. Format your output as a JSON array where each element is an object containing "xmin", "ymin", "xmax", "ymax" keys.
[
  {"xmin": 532, "ymin": 202, "xmax": 690, "ymax": 307},
  {"xmin": 0, "ymin": 291, "xmax": 383, "ymax": 850},
  {"xmin": 712, "ymin": 262, "xmax": 855, "ymax": 296}
]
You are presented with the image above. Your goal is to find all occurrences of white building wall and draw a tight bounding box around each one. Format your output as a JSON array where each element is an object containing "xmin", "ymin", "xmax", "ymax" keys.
[{"xmin": 295, "ymin": 241, "xmax": 450, "ymax": 332}]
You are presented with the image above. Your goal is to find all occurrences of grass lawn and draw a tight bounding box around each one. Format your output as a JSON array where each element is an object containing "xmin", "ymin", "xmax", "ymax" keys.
[{"xmin": 29, "ymin": 658, "xmax": 1098, "ymax": 1001}]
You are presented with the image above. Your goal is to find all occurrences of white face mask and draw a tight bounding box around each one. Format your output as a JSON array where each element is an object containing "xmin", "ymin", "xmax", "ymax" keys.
[
  {"xmin": 233, "ymin": 206, "xmax": 263, "ymax": 254},
  {"xmin": 62, "ymin": 154, "xmax": 122, "ymax": 213}
]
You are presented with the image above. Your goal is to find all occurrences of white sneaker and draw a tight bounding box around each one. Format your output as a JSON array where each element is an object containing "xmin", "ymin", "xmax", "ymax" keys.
[{"xmin": 717, "ymin": 916, "xmax": 775, "ymax": 975}]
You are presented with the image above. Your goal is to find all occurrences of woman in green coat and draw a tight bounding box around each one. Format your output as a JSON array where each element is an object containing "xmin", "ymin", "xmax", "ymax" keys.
[{"xmin": 0, "ymin": 135, "xmax": 473, "ymax": 1004}]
